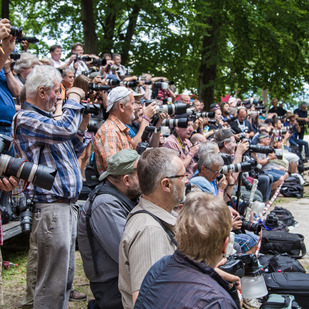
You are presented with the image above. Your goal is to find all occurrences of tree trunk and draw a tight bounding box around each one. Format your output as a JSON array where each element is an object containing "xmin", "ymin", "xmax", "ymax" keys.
[
  {"xmin": 121, "ymin": 6, "xmax": 140, "ymax": 65},
  {"xmin": 2, "ymin": 0, "xmax": 9, "ymax": 19},
  {"xmin": 101, "ymin": 0, "xmax": 117, "ymax": 54},
  {"xmin": 81, "ymin": 0, "xmax": 97, "ymax": 54},
  {"xmin": 198, "ymin": 17, "xmax": 218, "ymax": 111}
]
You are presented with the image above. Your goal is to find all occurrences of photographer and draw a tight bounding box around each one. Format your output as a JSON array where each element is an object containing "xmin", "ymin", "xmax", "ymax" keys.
[
  {"xmin": 60, "ymin": 67, "xmax": 75, "ymax": 99},
  {"xmin": 135, "ymin": 193, "xmax": 239, "ymax": 309},
  {"xmin": 286, "ymin": 112, "xmax": 309, "ymax": 160},
  {"xmin": 208, "ymin": 107, "xmax": 224, "ymax": 130},
  {"xmin": 0, "ymin": 19, "xmax": 21, "ymax": 139},
  {"xmin": 93, "ymin": 87, "xmax": 157, "ymax": 174},
  {"xmin": 214, "ymin": 129, "xmax": 270, "ymax": 202},
  {"xmin": 14, "ymin": 53, "xmax": 41, "ymax": 89},
  {"xmin": 230, "ymin": 107, "xmax": 255, "ymax": 140},
  {"xmin": 252, "ymin": 134, "xmax": 289, "ymax": 191},
  {"xmin": 163, "ymin": 115, "xmax": 199, "ymax": 179},
  {"xmin": 189, "ymin": 151, "xmax": 259, "ymax": 255},
  {"xmin": 67, "ymin": 42, "xmax": 89, "ymax": 77},
  {"xmin": 13, "ymin": 65, "xmax": 90, "ymax": 308}
]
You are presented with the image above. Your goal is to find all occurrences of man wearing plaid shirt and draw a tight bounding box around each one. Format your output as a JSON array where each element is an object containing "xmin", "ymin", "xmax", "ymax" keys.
[{"xmin": 13, "ymin": 65, "xmax": 90, "ymax": 309}]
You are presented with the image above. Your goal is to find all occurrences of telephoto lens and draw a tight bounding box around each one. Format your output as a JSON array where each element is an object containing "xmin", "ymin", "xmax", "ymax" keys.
[
  {"xmin": 0, "ymin": 154, "xmax": 57, "ymax": 190},
  {"xmin": 161, "ymin": 118, "xmax": 188, "ymax": 128}
]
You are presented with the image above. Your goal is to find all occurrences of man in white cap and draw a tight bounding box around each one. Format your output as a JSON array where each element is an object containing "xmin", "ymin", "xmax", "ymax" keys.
[{"xmin": 93, "ymin": 86, "xmax": 156, "ymax": 174}]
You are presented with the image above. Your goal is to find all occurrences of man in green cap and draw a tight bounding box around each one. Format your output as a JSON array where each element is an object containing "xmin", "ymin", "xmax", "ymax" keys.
[{"xmin": 78, "ymin": 149, "xmax": 141, "ymax": 309}]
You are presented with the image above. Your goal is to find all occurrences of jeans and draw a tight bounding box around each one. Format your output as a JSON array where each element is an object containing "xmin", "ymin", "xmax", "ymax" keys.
[
  {"xmin": 257, "ymin": 174, "xmax": 273, "ymax": 202},
  {"xmin": 289, "ymin": 136, "xmax": 309, "ymax": 157},
  {"xmin": 29, "ymin": 202, "xmax": 77, "ymax": 309}
]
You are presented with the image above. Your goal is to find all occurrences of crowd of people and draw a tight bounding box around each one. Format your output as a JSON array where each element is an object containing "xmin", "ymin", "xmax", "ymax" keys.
[{"xmin": 0, "ymin": 18, "xmax": 308, "ymax": 309}]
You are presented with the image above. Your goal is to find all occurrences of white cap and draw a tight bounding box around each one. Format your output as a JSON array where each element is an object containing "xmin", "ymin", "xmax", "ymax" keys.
[
  {"xmin": 106, "ymin": 87, "xmax": 132, "ymax": 112},
  {"xmin": 228, "ymin": 97, "xmax": 236, "ymax": 104}
]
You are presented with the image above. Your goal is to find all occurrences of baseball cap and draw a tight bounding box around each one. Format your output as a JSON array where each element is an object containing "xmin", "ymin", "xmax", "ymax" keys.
[
  {"xmin": 99, "ymin": 149, "xmax": 140, "ymax": 181},
  {"xmin": 88, "ymin": 72, "xmax": 100, "ymax": 81},
  {"xmin": 106, "ymin": 86, "xmax": 132, "ymax": 112}
]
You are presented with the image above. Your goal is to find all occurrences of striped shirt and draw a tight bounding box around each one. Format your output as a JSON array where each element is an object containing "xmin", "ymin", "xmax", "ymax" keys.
[
  {"xmin": 12, "ymin": 100, "xmax": 90, "ymax": 203},
  {"xmin": 93, "ymin": 114, "xmax": 133, "ymax": 174}
]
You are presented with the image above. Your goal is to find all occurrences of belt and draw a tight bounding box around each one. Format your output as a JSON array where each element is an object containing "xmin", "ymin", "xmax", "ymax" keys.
[
  {"xmin": 0, "ymin": 122, "xmax": 11, "ymax": 127},
  {"xmin": 54, "ymin": 198, "xmax": 77, "ymax": 203}
]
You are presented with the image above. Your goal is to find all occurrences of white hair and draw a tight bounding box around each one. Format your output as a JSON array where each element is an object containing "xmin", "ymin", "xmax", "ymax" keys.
[
  {"xmin": 25, "ymin": 66, "xmax": 62, "ymax": 99},
  {"xmin": 14, "ymin": 53, "xmax": 41, "ymax": 73}
]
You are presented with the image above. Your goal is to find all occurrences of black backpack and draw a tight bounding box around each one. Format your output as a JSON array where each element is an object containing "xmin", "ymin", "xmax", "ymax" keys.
[
  {"xmin": 260, "ymin": 230, "xmax": 306, "ymax": 259},
  {"xmin": 280, "ymin": 176, "xmax": 303, "ymax": 198},
  {"xmin": 269, "ymin": 207, "xmax": 296, "ymax": 227}
]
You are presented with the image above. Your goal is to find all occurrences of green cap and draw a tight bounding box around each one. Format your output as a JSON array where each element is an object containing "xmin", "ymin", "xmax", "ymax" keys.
[{"xmin": 99, "ymin": 149, "xmax": 140, "ymax": 181}]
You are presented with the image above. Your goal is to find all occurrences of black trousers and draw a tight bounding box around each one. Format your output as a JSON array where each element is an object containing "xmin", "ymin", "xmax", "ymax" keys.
[{"xmin": 89, "ymin": 278, "xmax": 123, "ymax": 309}]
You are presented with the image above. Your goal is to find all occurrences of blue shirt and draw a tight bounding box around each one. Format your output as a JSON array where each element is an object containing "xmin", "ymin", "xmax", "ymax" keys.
[
  {"xmin": 13, "ymin": 99, "xmax": 90, "ymax": 203},
  {"xmin": 0, "ymin": 69, "xmax": 16, "ymax": 124},
  {"xmin": 135, "ymin": 250, "xmax": 238, "ymax": 309}
]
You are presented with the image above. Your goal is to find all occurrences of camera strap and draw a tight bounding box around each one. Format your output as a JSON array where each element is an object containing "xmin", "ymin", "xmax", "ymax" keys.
[{"xmin": 128, "ymin": 209, "xmax": 177, "ymax": 247}]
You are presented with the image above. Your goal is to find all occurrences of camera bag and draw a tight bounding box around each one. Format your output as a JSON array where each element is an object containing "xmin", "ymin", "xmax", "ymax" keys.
[
  {"xmin": 280, "ymin": 176, "xmax": 303, "ymax": 198},
  {"xmin": 260, "ymin": 230, "xmax": 306, "ymax": 259},
  {"xmin": 268, "ymin": 254, "xmax": 305, "ymax": 273},
  {"xmin": 260, "ymin": 294, "xmax": 300, "ymax": 309},
  {"xmin": 264, "ymin": 272, "xmax": 309, "ymax": 308},
  {"xmin": 258, "ymin": 254, "xmax": 305, "ymax": 273},
  {"xmin": 269, "ymin": 207, "xmax": 296, "ymax": 227}
]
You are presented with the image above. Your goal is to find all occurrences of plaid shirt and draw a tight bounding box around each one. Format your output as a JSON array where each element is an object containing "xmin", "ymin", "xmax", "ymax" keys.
[
  {"xmin": 12, "ymin": 100, "xmax": 90, "ymax": 203},
  {"xmin": 93, "ymin": 114, "xmax": 133, "ymax": 174}
]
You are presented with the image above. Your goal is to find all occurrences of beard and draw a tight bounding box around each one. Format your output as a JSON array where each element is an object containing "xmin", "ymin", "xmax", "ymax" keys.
[
  {"xmin": 126, "ymin": 174, "xmax": 142, "ymax": 200},
  {"xmin": 172, "ymin": 184, "xmax": 186, "ymax": 206}
]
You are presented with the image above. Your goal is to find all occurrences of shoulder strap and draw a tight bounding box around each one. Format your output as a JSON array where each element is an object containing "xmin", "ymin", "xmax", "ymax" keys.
[{"xmin": 128, "ymin": 209, "xmax": 177, "ymax": 247}]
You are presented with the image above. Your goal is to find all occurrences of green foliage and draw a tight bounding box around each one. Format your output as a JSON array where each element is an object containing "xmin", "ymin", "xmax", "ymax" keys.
[{"xmin": 5, "ymin": 0, "xmax": 309, "ymax": 105}]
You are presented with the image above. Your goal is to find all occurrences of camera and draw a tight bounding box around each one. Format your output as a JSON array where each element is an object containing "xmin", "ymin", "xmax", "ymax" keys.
[
  {"xmin": 153, "ymin": 81, "xmax": 174, "ymax": 90},
  {"xmin": 188, "ymin": 110, "xmax": 215, "ymax": 119},
  {"xmin": 10, "ymin": 26, "xmax": 23, "ymax": 39},
  {"xmin": 242, "ymin": 175, "xmax": 253, "ymax": 191},
  {"xmin": 207, "ymin": 119, "xmax": 217, "ymax": 124},
  {"xmin": 219, "ymin": 256, "xmax": 245, "ymax": 278},
  {"xmin": 248, "ymin": 110, "xmax": 265, "ymax": 117},
  {"xmin": 238, "ymin": 132, "xmax": 247, "ymax": 140},
  {"xmin": 161, "ymin": 118, "xmax": 188, "ymax": 128},
  {"xmin": 0, "ymin": 134, "xmax": 57, "ymax": 191},
  {"xmin": 90, "ymin": 58, "xmax": 107, "ymax": 66},
  {"xmin": 272, "ymin": 127, "xmax": 291, "ymax": 135},
  {"xmin": 88, "ymin": 82, "xmax": 111, "ymax": 92},
  {"xmin": 243, "ymin": 98, "xmax": 264, "ymax": 106},
  {"xmin": 73, "ymin": 54, "xmax": 92, "ymax": 62},
  {"xmin": 80, "ymin": 102, "xmax": 101, "ymax": 115},
  {"xmin": 10, "ymin": 52, "xmax": 20, "ymax": 61},
  {"xmin": 110, "ymin": 64, "xmax": 119, "ymax": 71},
  {"xmin": 240, "ymin": 216, "xmax": 262, "ymax": 234},
  {"xmin": 221, "ymin": 160, "xmax": 257, "ymax": 174},
  {"xmin": 264, "ymin": 213, "xmax": 279, "ymax": 229},
  {"xmin": 136, "ymin": 126, "xmax": 156, "ymax": 155},
  {"xmin": 248, "ymin": 144, "xmax": 274, "ymax": 154},
  {"xmin": 105, "ymin": 79, "xmax": 120, "ymax": 86},
  {"xmin": 14, "ymin": 198, "xmax": 35, "ymax": 234},
  {"xmin": 16, "ymin": 36, "xmax": 39, "ymax": 44},
  {"xmin": 157, "ymin": 103, "xmax": 187, "ymax": 115},
  {"xmin": 122, "ymin": 80, "xmax": 138, "ymax": 88}
]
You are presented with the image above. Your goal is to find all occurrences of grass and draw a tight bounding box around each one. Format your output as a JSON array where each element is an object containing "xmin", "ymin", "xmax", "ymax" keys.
[{"xmin": 1, "ymin": 233, "xmax": 93, "ymax": 309}]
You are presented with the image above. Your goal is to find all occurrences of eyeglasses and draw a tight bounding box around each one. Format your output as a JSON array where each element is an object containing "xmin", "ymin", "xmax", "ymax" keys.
[
  {"xmin": 205, "ymin": 167, "xmax": 221, "ymax": 174},
  {"xmin": 166, "ymin": 174, "xmax": 188, "ymax": 181}
]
